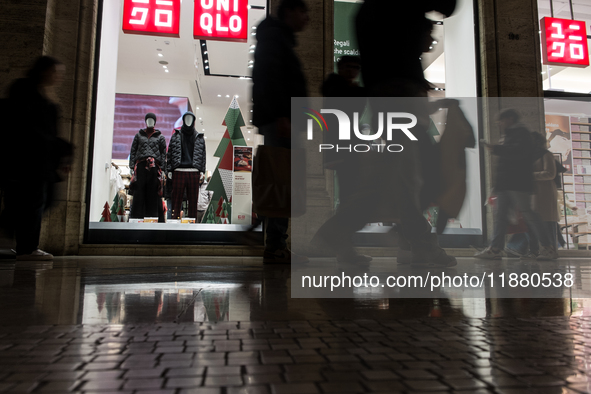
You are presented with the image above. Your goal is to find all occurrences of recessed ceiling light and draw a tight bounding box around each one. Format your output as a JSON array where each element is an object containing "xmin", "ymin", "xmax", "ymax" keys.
[
  {"xmin": 250, "ymin": 45, "xmax": 255, "ymax": 48},
  {"xmin": 248, "ymin": 65, "xmax": 253, "ymax": 68},
  {"xmin": 248, "ymin": 130, "xmax": 251, "ymax": 133},
  {"xmin": 226, "ymin": 95, "xmax": 230, "ymax": 97},
  {"xmin": 250, "ymin": 120, "xmax": 252, "ymax": 122},
  {"xmin": 165, "ymin": 70, "xmax": 169, "ymax": 73},
  {"xmin": 217, "ymin": 94, "xmax": 221, "ymax": 97},
  {"xmin": 205, "ymin": 136, "xmax": 207, "ymax": 139},
  {"xmin": 202, "ymin": 43, "xmax": 205, "ymax": 46},
  {"xmin": 196, "ymin": 107, "xmax": 199, "ymax": 109},
  {"xmin": 249, "ymin": 50, "xmax": 254, "ymax": 53},
  {"xmin": 251, "ymin": 32, "xmax": 256, "ymax": 36},
  {"xmin": 205, "ymin": 66, "xmax": 209, "ymax": 69},
  {"xmin": 163, "ymin": 65, "xmax": 167, "ymax": 68},
  {"xmin": 202, "ymin": 129, "xmax": 205, "ymax": 131},
  {"xmin": 199, "ymin": 117, "xmax": 202, "ymax": 120},
  {"xmin": 234, "ymin": 95, "xmax": 239, "ymax": 98},
  {"xmin": 204, "ymin": 51, "xmax": 208, "ymax": 54},
  {"xmin": 247, "ymin": 138, "xmax": 250, "ymax": 140},
  {"xmin": 252, "ymin": 26, "xmax": 257, "ymax": 30},
  {"xmin": 158, "ymin": 53, "xmax": 163, "ymax": 57},
  {"xmin": 250, "ymin": 110, "xmax": 253, "ymax": 112},
  {"xmin": 248, "ymin": 60, "xmax": 253, "ymax": 63},
  {"xmin": 204, "ymin": 60, "xmax": 208, "ymax": 63}
]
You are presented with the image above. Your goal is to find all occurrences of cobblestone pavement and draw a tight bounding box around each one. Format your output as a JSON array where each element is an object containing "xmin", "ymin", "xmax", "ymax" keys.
[{"xmin": 0, "ymin": 257, "xmax": 591, "ymax": 393}]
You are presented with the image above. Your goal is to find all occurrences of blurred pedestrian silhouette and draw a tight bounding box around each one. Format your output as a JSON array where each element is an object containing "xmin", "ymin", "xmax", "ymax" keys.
[
  {"xmin": 352, "ymin": 0, "xmax": 457, "ymax": 267},
  {"xmin": 252, "ymin": 0, "xmax": 309, "ymax": 264},
  {"xmin": 313, "ymin": 56, "xmax": 373, "ymax": 263},
  {"xmin": 476, "ymin": 110, "xmax": 557, "ymax": 261},
  {"xmin": 505, "ymin": 131, "xmax": 560, "ymax": 259},
  {"xmin": 0, "ymin": 56, "xmax": 72, "ymax": 261}
]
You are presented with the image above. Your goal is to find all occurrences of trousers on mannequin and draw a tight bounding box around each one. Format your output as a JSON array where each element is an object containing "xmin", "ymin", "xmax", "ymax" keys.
[
  {"xmin": 130, "ymin": 163, "xmax": 164, "ymax": 222},
  {"xmin": 171, "ymin": 170, "xmax": 200, "ymax": 220}
]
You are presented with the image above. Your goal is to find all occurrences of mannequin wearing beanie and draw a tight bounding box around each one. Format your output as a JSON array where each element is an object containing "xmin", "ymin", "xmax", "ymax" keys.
[
  {"xmin": 129, "ymin": 113, "xmax": 167, "ymax": 221},
  {"xmin": 166, "ymin": 112, "xmax": 206, "ymax": 220}
]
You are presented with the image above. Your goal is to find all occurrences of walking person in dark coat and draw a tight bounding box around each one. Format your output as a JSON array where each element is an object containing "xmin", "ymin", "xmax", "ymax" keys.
[
  {"xmin": 252, "ymin": 0, "xmax": 309, "ymax": 264},
  {"xmin": 0, "ymin": 56, "xmax": 72, "ymax": 261},
  {"xmin": 356, "ymin": 0, "xmax": 458, "ymax": 267},
  {"xmin": 475, "ymin": 109, "xmax": 557, "ymax": 260}
]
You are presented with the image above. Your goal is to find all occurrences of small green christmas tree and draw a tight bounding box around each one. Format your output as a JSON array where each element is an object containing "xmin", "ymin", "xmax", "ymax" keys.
[
  {"xmin": 117, "ymin": 197, "xmax": 125, "ymax": 222},
  {"xmin": 204, "ymin": 204, "xmax": 216, "ymax": 224},
  {"xmin": 110, "ymin": 194, "xmax": 120, "ymax": 222}
]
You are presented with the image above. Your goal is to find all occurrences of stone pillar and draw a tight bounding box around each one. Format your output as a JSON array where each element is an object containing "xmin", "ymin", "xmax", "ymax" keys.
[
  {"xmin": 0, "ymin": 0, "xmax": 98, "ymax": 255},
  {"xmin": 269, "ymin": 0, "xmax": 335, "ymax": 252},
  {"xmin": 478, "ymin": 0, "xmax": 545, "ymax": 238},
  {"xmin": 38, "ymin": 0, "xmax": 98, "ymax": 255}
]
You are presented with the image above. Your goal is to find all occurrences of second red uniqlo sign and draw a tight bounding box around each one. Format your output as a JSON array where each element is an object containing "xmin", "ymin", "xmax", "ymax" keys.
[
  {"xmin": 193, "ymin": 0, "xmax": 248, "ymax": 42},
  {"xmin": 122, "ymin": 0, "xmax": 181, "ymax": 37},
  {"xmin": 541, "ymin": 17, "xmax": 589, "ymax": 68}
]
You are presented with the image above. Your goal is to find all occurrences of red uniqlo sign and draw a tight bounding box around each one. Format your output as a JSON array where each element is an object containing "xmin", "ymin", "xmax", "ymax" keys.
[
  {"xmin": 193, "ymin": 0, "xmax": 248, "ymax": 42},
  {"xmin": 540, "ymin": 17, "xmax": 589, "ymax": 68},
  {"xmin": 122, "ymin": 0, "xmax": 181, "ymax": 37}
]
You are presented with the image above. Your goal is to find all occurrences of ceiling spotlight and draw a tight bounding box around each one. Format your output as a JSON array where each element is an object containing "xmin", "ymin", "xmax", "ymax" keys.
[
  {"xmin": 250, "ymin": 110, "xmax": 253, "ymax": 112},
  {"xmin": 250, "ymin": 120, "xmax": 252, "ymax": 122},
  {"xmin": 217, "ymin": 94, "xmax": 221, "ymax": 97},
  {"xmin": 250, "ymin": 45, "xmax": 255, "ymax": 48},
  {"xmin": 202, "ymin": 129, "xmax": 205, "ymax": 131},
  {"xmin": 158, "ymin": 53, "xmax": 163, "ymax": 57},
  {"xmin": 248, "ymin": 65, "xmax": 253, "ymax": 68},
  {"xmin": 205, "ymin": 136, "xmax": 207, "ymax": 139},
  {"xmin": 247, "ymin": 138, "xmax": 250, "ymax": 140},
  {"xmin": 432, "ymin": 40, "xmax": 438, "ymax": 44},
  {"xmin": 235, "ymin": 95, "xmax": 239, "ymax": 98},
  {"xmin": 251, "ymin": 32, "xmax": 256, "ymax": 36},
  {"xmin": 205, "ymin": 66, "xmax": 209, "ymax": 69},
  {"xmin": 205, "ymin": 60, "xmax": 209, "ymax": 63},
  {"xmin": 199, "ymin": 117, "xmax": 202, "ymax": 120},
  {"xmin": 196, "ymin": 107, "xmax": 199, "ymax": 109},
  {"xmin": 202, "ymin": 43, "xmax": 205, "ymax": 46},
  {"xmin": 204, "ymin": 51, "xmax": 208, "ymax": 54},
  {"xmin": 252, "ymin": 26, "xmax": 257, "ymax": 30},
  {"xmin": 248, "ymin": 130, "xmax": 251, "ymax": 133},
  {"xmin": 165, "ymin": 70, "xmax": 169, "ymax": 73},
  {"xmin": 163, "ymin": 65, "xmax": 167, "ymax": 68},
  {"xmin": 249, "ymin": 50, "xmax": 254, "ymax": 53},
  {"xmin": 248, "ymin": 60, "xmax": 254, "ymax": 63},
  {"xmin": 226, "ymin": 95, "xmax": 230, "ymax": 97}
]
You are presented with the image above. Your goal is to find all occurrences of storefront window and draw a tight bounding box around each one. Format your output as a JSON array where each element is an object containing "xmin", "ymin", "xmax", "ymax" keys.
[
  {"xmin": 88, "ymin": 0, "xmax": 265, "ymax": 242},
  {"xmin": 331, "ymin": 0, "xmax": 483, "ymax": 244}
]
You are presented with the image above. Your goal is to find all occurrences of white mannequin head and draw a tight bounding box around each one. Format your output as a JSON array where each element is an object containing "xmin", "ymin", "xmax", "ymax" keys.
[
  {"xmin": 146, "ymin": 118, "xmax": 155, "ymax": 128},
  {"xmin": 184, "ymin": 114, "xmax": 194, "ymax": 127}
]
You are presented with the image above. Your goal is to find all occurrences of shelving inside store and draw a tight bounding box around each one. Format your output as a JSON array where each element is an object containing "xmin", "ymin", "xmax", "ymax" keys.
[{"xmin": 569, "ymin": 117, "xmax": 591, "ymax": 248}]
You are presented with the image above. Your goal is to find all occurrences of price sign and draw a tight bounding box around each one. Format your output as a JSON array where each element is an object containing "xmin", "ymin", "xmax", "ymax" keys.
[
  {"xmin": 122, "ymin": 0, "xmax": 181, "ymax": 37},
  {"xmin": 193, "ymin": 0, "xmax": 248, "ymax": 42},
  {"xmin": 540, "ymin": 17, "xmax": 589, "ymax": 68}
]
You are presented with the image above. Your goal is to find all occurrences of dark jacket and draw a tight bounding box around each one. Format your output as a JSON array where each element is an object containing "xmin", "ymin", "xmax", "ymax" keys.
[
  {"xmin": 129, "ymin": 129, "xmax": 167, "ymax": 169},
  {"xmin": 356, "ymin": 0, "xmax": 456, "ymax": 93},
  {"xmin": 492, "ymin": 123, "xmax": 534, "ymax": 192},
  {"xmin": 252, "ymin": 16, "xmax": 307, "ymax": 131},
  {"xmin": 3, "ymin": 78, "xmax": 72, "ymax": 185},
  {"xmin": 167, "ymin": 130, "xmax": 206, "ymax": 173}
]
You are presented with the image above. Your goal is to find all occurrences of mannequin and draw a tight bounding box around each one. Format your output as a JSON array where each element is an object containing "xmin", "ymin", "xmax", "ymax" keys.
[
  {"xmin": 129, "ymin": 113, "xmax": 167, "ymax": 221},
  {"xmin": 166, "ymin": 111, "xmax": 206, "ymax": 220}
]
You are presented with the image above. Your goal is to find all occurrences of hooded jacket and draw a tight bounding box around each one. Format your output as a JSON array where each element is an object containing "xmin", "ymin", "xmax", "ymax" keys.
[
  {"xmin": 167, "ymin": 112, "xmax": 206, "ymax": 173},
  {"xmin": 129, "ymin": 128, "xmax": 167, "ymax": 169},
  {"xmin": 492, "ymin": 123, "xmax": 534, "ymax": 192},
  {"xmin": 252, "ymin": 16, "xmax": 307, "ymax": 130}
]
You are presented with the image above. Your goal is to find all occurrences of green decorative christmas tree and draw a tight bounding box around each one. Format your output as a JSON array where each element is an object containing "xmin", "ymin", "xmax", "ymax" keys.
[
  {"xmin": 99, "ymin": 202, "xmax": 112, "ymax": 222},
  {"xmin": 117, "ymin": 197, "xmax": 125, "ymax": 222},
  {"xmin": 203, "ymin": 204, "xmax": 216, "ymax": 224},
  {"xmin": 206, "ymin": 97, "xmax": 248, "ymax": 224},
  {"xmin": 110, "ymin": 194, "xmax": 120, "ymax": 222}
]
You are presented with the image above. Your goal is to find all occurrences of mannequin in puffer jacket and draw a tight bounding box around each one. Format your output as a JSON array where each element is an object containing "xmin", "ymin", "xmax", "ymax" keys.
[
  {"xmin": 166, "ymin": 112, "xmax": 206, "ymax": 220},
  {"xmin": 129, "ymin": 112, "xmax": 167, "ymax": 221}
]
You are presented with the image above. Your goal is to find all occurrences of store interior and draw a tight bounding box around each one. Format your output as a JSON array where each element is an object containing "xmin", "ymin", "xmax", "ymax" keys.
[{"xmin": 88, "ymin": 0, "xmax": 483, "ymax": 242}]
